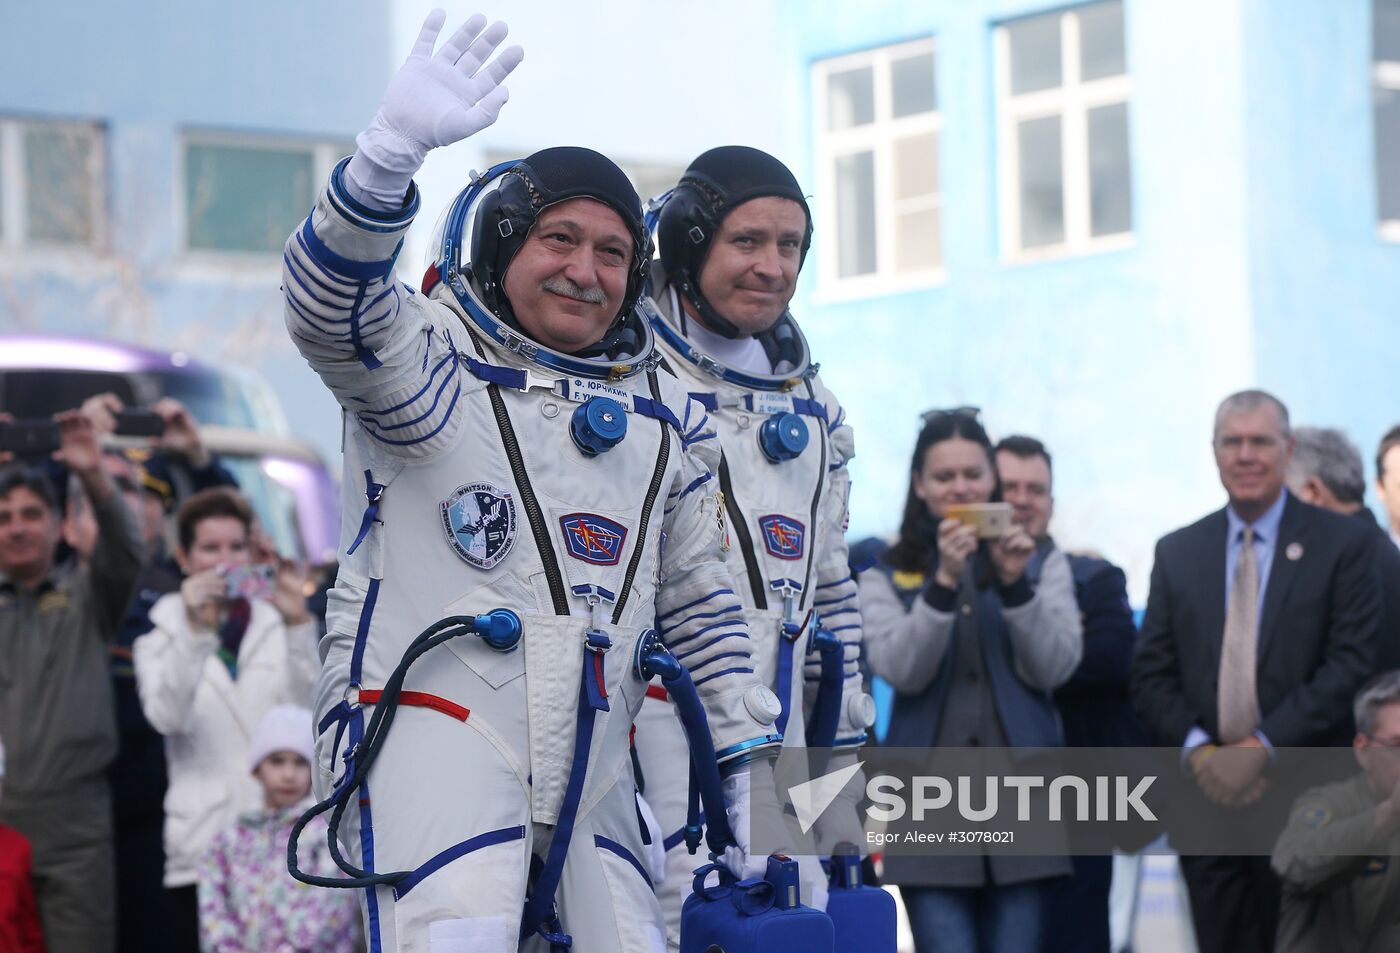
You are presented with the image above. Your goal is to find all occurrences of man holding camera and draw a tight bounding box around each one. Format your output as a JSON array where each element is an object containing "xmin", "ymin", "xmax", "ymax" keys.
[{"xmin": 0, "ymin": 409, "xmax": 144, "ymax": 953}]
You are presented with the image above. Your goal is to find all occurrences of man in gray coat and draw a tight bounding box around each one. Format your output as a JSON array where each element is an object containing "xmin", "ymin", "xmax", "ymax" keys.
[{"xmin": 0, "ymin": 409, "xmax": 144, "ymax": 953}]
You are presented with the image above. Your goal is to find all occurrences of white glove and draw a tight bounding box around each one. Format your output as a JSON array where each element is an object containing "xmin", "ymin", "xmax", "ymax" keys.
[
  {"xmin": 344, "ymin": 8, "xmax": 524, "ymax": 210},
  {"xmin": 634, "ymin": 791, "xmax": 668, "ymax": 887},
  {"xmin": 720, "ymin": 761, "xmax": 765, "ymax": 881},
  {"xmin": 811, "ymin": 753, "xmax": 868, "ymax": 857},
  {"xmin": 721, "ymin": 759, "xmax": 831, "ymax": 911}
]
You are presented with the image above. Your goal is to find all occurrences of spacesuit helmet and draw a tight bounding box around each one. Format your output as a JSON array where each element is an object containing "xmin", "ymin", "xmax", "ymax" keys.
[
  {"xmin": 656, "ymin": 146, "xmax": 813, "ymax": 339},
  {"xmin": 427, "ymin": 146, "xmax": 654, "ymax": 361}
]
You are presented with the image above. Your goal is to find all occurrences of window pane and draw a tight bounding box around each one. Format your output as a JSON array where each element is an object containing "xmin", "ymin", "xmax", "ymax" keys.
[
  {"xmin": 25, "ymin": 125, "xmax": 97, "ymax": 245},
  {"xmin": 1007, "ymin": 12, "xmax": 1063, "ymax": 94},
  {"xmin": 1377, "ymin": 0, "xmax": 1400, "ymax": 62},
  {"xmin": 891, "ymin": 51, "xmax": 937, "ymax": 117},
  {"xmin": 1088, "ymin": 102, "xmax": 1133, "ymax": 235},
  {"xmin": 827, "ymin": 66, "xmax": 875, "ymax": 130},
  {"xmin": 835, "ymin": 151, "xmax": 877, "ymax": 277},
  {"xmin": 1080, "ymin": 1, "xmax": 1126, "ymax": 81},
  {"xmin": 1378, "ymin": 87, "xmax": 1400, "ymax": 221},
  {"xmin": 895, "ymin": 207, "xmax": 941, "ymax": 273},
  {"xmin": 894, "ymin": 132, "xmax": 939, "ymax": 201},
  {"xmin": 185, "ymin": 143, "xmax": 314, "ymax": 253},
  {"xmin": 1017, "ymin": 115, "xmax": 1065, "ymax": 248}
]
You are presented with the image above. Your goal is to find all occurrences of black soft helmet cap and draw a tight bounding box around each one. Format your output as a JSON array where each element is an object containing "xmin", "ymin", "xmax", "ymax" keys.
[
  {"xmin": 657, "ymin": 145, "xmax": 813, "ymax": 339},
  {"xmin": 470, "ymin": 146, "xmax": 651, "ymax": 342}
]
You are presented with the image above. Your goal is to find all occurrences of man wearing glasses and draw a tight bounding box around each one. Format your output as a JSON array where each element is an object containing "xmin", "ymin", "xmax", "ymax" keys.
[
  {"xmin": 1131, "ymin": 389, "xmax": 1382, "ymax": 953},
  {"xmin": 1272, "ymin": 670, "xmax": 1400, "ymax": 951}
]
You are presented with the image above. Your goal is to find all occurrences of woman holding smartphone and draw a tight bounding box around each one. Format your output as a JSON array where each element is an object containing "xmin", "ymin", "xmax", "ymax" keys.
[
  {"xmin": 133, "ymin": 488, "xmax": 319, "ymax": 953},
  {"xmin": 859, "ymin": 409, "xmax": 1083, "ymax": 953}
]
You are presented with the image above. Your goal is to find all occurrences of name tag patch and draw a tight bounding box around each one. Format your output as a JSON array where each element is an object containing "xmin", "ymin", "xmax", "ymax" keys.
[
  {"xmin": 759, "ymin": 514, "xmax": 806, "ymax": 561},
  {"xmin": 441, "ymin": 482, "xmax": 518, "ymax": 570},
  {"xmin": 560, "ymin": 513, "xmax": 628, "ymax": 566},
  {"xmin": 565, "ymin": 377, "xmax": 632, "ymax": 405}
]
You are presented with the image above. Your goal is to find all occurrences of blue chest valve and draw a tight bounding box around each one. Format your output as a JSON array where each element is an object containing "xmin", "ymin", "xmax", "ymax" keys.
[
  {"xmin": 473, "ymin": 608, "xmax": 522, "ymax": 652},
  {"xmin": 758, "ymin": 412, "xmax": 809, "ymax": 463},
  {"xmin": 570, "ymin": 396, "xmax": 628, "ymax": 456},
  {"xmin": 633, "ymin": 629, "xmax": 681, "ymax": 682}
]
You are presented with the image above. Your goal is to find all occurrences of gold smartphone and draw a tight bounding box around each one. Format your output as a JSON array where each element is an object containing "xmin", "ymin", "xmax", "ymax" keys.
[{"xmin": 944, "ymin": 502, "xmax": 1013, "ymax": 539}]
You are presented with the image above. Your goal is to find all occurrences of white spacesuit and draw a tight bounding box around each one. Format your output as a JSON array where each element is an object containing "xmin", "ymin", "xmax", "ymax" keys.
[
  {"xmin": 282, "ymin": 17, "xmax": 781, "ymax": 953},
  {"xmin": 631, "ymin": 147, "xmax": 875, "ymax": 946}
]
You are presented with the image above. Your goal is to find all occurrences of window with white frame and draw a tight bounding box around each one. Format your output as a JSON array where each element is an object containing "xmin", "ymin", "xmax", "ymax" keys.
[
  {"xmin": 182, "ymin": 135, "xmax": 352, "ymax": 255},
  {"xmin": 813, "ymin": 38, "xmax": 941, "ymax": 288},
  {"xmin": 0, "ymin": 117, "xmax": 106, "ymax": 250},
  {"xmin": 996, "ymin": 1, "xmax": 1132, "ymax": 258},
  {"xmin": 1376, "ymin": 0, "xmax": 1400, "ymax": 238}
]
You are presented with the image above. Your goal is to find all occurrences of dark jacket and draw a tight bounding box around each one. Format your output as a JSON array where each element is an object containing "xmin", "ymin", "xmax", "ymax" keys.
[
  {"xmin": 1049, "ymin": 552, "xmax": 1151, "ymax": 749},
  {"xmin": 1132, "ymin": 493, "xmax": 1381, "ymax": 751}
]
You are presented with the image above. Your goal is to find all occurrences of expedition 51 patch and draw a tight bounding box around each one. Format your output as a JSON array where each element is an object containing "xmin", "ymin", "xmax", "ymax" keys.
[{"xmin": 441, "ymin": 482, "xmax": 518, "ymax": 570}]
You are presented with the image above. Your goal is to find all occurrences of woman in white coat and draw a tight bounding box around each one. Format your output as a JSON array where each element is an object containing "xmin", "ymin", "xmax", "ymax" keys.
[{"xmin": 134, "ymin": 488, "xmax": 320, "ymax": 953}]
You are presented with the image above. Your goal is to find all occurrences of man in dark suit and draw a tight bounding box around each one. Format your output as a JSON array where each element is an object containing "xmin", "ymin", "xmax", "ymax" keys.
[
  {"xmin": 1131, "ymin": 390, "xmax": 1381, "ymax": 953},
  {"xmin": 1286, "ymin": 425, "xmax": 1400, "ymax": 673}
]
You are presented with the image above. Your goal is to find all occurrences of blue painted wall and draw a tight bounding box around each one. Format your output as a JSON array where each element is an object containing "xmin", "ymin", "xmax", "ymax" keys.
[
  {"xmin": 0, "ymin": 0, "xmax": 394, "ymax": 457},
  {"xmin": 779, "ymin": 0, "xmax": 1400, "ymax": 596},
  {"xmin": 1242, "ymin": 0, "xmax": 1400, "ymax": 492}
]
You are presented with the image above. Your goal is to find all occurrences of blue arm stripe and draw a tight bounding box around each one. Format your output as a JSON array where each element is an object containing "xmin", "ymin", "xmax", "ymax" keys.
[
  {"xmin": 299, "ymin": 218, "xmax": 398, "ymax": 283},
  {"xmin": 284, "ymin": 253, "xmax": 356, "ymax": 309},
  {"xmin": 685, "ymin": 650, "xmax": 752, "ymax": 674},
  {"xmin": 815, "ymin": 576, "xmax": 854, "ymax": 590},
  {"xmin": 818, "ymin": 607, "xmax": 860, "ymax": 621},
  {"xmin": 286, "ymin": 294, "xmax": 356, "ymax": 341},
  {"xmin": 668, "ymin": 472, "xmax": 712, "ymax": 501},
  {"xmin": 659, "ymin": 604, "xmax": 742, "ymax": 635},
  {"xmin": 294, "ymin": 229, "xmax": 361, "ymax": 289},
  {"xmin": 656, "ymin": 588, "xmax": 734, "ymax": 624},
  {"xmin": 360, "ymin": 377, "xmax": 461, "ymax": 447},
  {"xmin": 285, "ymin": 247, "xmax": 357, "ymax": 299},
  {"xmin": 674, "ymin": 632, "xmax": 750, "ymax": 661},
  {"xmin": 357, "ymin": 350, "xmax": 457, "ymax": 418},
  {"xmin": 826, "ymin": 623, "xmax": 861, "ymax": 634},
  {"xmin": 812, "ymin": 592, "xmax": 858, "ymax": 609},
  {"xmin": 359, "ymin": 359, "xmax": 459, "ymax": 433},
  {"xmin": 682, "ymin": 432, "xmax": 717, "ymax": 449},
  {"xmin": 664, "ymin": 619, "xmax": 748, "ymax": 649},
  {"xmin": 693, "ymin": 667, "xmax": 754, "ymax": 688}
]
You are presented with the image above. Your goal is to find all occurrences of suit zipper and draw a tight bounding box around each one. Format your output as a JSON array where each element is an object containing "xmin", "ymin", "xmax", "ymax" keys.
[
  {"xmin": 720, "ymin": 455, "xmax": 768, "ymax": 609},
  {"xmin": 612, "ymin": 371, "xmax": 670, "ymax": 624},
  {"xmin": 797, "ymin": 379, "xmax": 828, "ymax": 610},
  {"xmin": 464, "ymin": 326, "xmax": 569, "ymax": 615}
]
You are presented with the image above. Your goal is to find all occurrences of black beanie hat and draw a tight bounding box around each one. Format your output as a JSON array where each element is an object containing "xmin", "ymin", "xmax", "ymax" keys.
[
  {"xmin": 657, "ymin": 146, "xmax": 812, "ymax": 338},
  {"xmin": 470, "ymin": 146, "xmax": 650, "ymax": 337}
]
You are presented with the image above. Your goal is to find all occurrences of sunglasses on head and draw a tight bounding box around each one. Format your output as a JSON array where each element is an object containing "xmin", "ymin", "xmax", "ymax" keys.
[{"xmin": 919, "ymin": 405, "xmax": 982, "ymax": 426}]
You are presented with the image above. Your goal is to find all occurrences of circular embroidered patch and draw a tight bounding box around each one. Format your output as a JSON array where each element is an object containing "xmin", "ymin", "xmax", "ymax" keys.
[{"xmin": 440, "ymin": 482, "xmax": 518, "ymax": 570}]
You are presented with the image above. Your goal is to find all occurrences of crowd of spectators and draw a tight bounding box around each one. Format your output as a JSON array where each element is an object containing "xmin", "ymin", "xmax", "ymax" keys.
[
  {"xmin": 854, "ymin": 390, "xmax": 1399, "ymax": 953},
  {"xmin": 1, "ymin": 384, "xmax": 1398, "ymax": 953},
  {"xmin": 0, "ymin": 395, "xmax": 355, "ymax": 953}
]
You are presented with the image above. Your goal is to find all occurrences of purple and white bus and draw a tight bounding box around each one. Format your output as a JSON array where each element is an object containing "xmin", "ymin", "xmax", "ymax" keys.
[{"xmin": 0, "ymin": 333, "xmax": 339, "ymax": 565}]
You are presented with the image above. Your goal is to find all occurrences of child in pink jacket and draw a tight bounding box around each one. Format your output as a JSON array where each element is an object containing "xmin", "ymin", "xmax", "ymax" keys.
[{"xmin": 197, "ymin": 705, "xmax": 358, "ymax": 953}]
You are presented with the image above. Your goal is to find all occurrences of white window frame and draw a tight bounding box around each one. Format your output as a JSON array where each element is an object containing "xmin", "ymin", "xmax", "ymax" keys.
[
  {"xmin": 0, "ymin": 117, "xmax": 107, "ymax": 255},
  {"xmin": 176, "ymin": 131, "xmax": 349, "ymax": 273},
  {"xmin": 995, "ymin": 4, "xmax": 1133, "ymax": 262},
  {"xmin": 812, "ymin": 37, "xmax": 944, "ymax": 300},
  {"xmin": 1377, "ymin": 57, "xmax": 1400, "ymax": 241}
]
